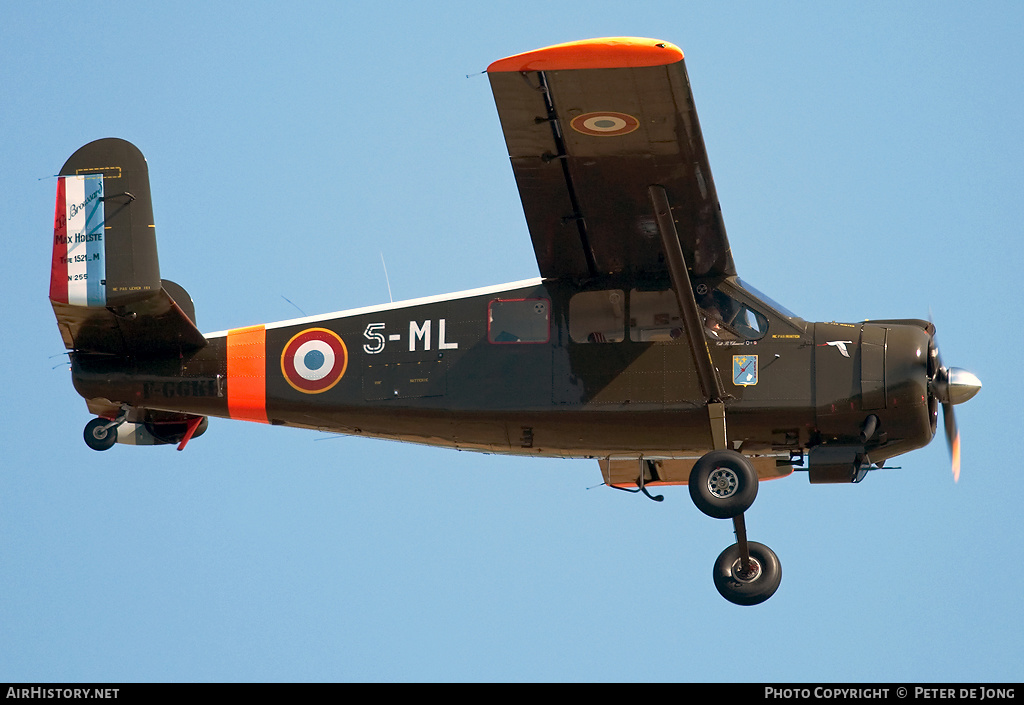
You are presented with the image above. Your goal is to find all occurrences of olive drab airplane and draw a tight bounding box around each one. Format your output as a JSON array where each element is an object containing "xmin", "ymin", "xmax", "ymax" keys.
[{"xmin": 49, "ymin": 38, "xmax": 981, "ymax": 605}]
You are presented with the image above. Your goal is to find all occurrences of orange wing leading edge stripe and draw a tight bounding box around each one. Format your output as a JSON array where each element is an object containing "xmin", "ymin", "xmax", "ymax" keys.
[
  {"xmin": 486, "ymin": 37, "xmax": 683, "ymax": 73},
  {"xmin": 227, "ymin": 325, "xmax": 268, "ymax": 424}
]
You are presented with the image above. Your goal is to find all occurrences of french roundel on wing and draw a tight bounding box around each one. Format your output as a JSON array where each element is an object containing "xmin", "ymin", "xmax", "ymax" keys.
[
  {"xmin": 280, "ymin": 328, "xmax": 348, "ymax": 394},
  {"xmin": 569, "ymin": 111, "xmax": 640, "ymax": 137}
]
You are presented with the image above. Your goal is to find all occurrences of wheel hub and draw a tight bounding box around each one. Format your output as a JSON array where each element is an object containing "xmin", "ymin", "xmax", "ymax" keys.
[
  {"xmin": 732, "ymin": 557, "xmax": 762, "ymax": 583},
  {"xmin": 707, "ymin": 467, "xmax": 738, "ymax": 499}
]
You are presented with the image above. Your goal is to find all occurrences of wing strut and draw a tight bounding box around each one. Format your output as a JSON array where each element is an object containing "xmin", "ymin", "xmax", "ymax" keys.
[
  {"xmin": 649, "ymin": 185, "xmax": 727, "ymax": 451},
  {"xmin": 651, "ymin": 184, "xmax": 754, "ymax": 573}
]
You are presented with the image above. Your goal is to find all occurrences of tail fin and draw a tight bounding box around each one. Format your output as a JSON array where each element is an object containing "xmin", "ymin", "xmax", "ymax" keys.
[{"xmin": 50, "ymin": 138, "xmax": 206, "ymax": 356}]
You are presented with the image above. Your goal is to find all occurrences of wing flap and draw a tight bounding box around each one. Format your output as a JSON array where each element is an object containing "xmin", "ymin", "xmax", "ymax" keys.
[
  {"xmin": 508, "ymin": 156, "xmax": 591, "ymax": 278},
  {"xmin": 489, "ymin": 71, "xmax": 591, "ymax": 279}
]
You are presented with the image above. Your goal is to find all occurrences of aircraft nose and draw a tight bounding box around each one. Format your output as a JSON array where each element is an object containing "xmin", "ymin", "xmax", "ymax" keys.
[{"xmin": 945, "ymin": 368, "xmax": 981, "ymax": 405}]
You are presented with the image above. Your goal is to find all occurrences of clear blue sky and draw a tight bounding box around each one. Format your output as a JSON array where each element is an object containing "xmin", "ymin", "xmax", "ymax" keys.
[{"xmin": 2, "ymin": 1, "xmax": 1022, "ymax": 682}]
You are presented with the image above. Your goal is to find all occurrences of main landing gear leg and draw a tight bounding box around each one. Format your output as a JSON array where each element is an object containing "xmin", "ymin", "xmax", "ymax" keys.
[
  {"xmin": 689, "ymin": 449, "xmax": 782, "ymax": 605},
  {"xmin": 82, "ymin": 407, "xmax": 128, "ymax": 452},
  {"xmin": 712, "ymin": 515, "xmax": 781, "ymax": 606}
]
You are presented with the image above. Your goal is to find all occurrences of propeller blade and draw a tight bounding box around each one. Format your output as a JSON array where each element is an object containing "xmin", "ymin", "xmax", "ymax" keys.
[
  {"xmin": 928, "ymin": 317, "xmax": 978, "ymax": 483},
  {"xmin": 951, "ymin": 429, "xmax": 961, "ymax": 483},
  {"xmin": 942, "ymin": 401, "xmax": 959, "ymax": 482}
]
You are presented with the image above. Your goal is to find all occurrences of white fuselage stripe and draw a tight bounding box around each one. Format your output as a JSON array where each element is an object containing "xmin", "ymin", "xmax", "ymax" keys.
[{"xmin": 204, "ymin": 277, "xmax": 544, "ymax": 339}]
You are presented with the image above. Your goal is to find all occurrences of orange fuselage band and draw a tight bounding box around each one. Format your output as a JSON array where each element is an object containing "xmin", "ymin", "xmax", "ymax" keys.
[{"xmin": 227, "ymin": 325, "xmax": 268, "ymax": 424}]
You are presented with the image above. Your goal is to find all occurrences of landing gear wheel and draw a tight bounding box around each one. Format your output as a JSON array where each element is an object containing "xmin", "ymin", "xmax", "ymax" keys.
[
  {"xmin": 713, "ymin": 541, "xmax": 782, "ymax": 606},
  {"xmin": 688, "ymin": 450, "xmax": 758, "ymax": 519},
  {"xmin": 83, "ymin": 418, "xmax": 118, "ymax": 451}
]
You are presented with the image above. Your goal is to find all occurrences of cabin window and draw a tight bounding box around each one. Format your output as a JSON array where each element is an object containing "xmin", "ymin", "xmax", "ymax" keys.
[
  {"xmin": 488, "ymin": 298, "xmax": 550, "ymax": 344},
  {"xmin": 569, "ymin": 290, "xmax": 625, "ymax": 343},
  {"xmin": 629, "ymin": 289, "xmax": 685, "ymax": 342}
]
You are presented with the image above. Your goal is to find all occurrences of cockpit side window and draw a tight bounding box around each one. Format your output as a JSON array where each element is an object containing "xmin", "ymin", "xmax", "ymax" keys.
[{"xmin": 699, "ymin": 288, "xmax": 768, "ymax": 341}]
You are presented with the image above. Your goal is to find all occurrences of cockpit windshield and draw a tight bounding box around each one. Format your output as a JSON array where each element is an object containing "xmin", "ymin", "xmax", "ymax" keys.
[{"xmin": 736, "ymin": 279, "xmax": 799, "ymax": 319}]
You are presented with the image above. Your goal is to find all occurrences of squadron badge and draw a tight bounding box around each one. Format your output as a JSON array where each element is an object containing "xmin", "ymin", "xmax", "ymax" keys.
[{"xmin": 732, "ymin": 355, "xmax": 758, "ymax": 386}]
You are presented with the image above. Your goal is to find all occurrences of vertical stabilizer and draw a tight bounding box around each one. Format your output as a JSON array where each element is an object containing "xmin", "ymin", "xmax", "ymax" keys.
[
  {"xmin": 50, "ymin": 138, "xmax": 161, "ymax": 310},
  {"xmin": 49, "ymin": 139, "xmax": 205, "ymax": 356}
]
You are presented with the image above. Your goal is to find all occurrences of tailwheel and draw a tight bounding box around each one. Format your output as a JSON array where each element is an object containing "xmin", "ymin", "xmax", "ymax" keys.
[
  {"xmin": 713, "ymin": 541, "xmax": 782, "ymax": 606},
  {"xmin": 83, "ymin": 418, "xmax": 118, "ymax": 451},
  {"xmin": 689, "ymin": 449, "xmax": 758, "ymax": 519}
]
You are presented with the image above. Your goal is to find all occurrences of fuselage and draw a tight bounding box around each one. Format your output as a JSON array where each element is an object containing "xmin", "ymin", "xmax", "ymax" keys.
[{"xmin": 70, "ymin": 276, "xmax": 936, "ymax": 466}]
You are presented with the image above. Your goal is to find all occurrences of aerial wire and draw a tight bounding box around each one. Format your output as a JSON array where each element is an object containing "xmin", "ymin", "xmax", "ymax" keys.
[
  {"xmin": 380, "ymin": 251, "xmax": 393, "ymax": 303},
  {"xmin": 280, "ymin": 295, "xmax": 307, "ymax": 317}
]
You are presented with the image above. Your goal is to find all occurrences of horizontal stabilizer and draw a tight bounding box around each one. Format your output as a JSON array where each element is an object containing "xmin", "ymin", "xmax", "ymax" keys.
[{"xmin": 52, "ymin": 281, "xmax": 206, "ymax": 356}]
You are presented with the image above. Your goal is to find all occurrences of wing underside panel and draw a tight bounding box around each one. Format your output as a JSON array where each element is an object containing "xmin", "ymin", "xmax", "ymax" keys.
[{"xmin": 488, "ymin": 43, "xmax": 735, "ymax": 283}]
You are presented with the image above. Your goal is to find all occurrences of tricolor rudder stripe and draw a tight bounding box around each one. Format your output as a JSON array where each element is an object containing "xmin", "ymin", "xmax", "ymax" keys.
[
  {"xmin": 281, "ymin": 328, "xmax": 348, "ymax": 394},
  {"xmin": 50, "ymin": 174, "xmax": 106, "ymax": 306},
  {"xmin": 226, "ymin": 325, "xmax": 268, "ymax": 423}
]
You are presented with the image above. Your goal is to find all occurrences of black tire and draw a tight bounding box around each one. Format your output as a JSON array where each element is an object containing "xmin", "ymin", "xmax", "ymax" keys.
[
  {"xmin": 713, "ymin": 541, "xmax": 782, "ymax": 606},
  {"xmin": 688, "ymin": 450, "xmax": 758, "ymax": 519},
  {"xmin": 83, "ymin": 418, "xmax": 118, "ymax": 451}
]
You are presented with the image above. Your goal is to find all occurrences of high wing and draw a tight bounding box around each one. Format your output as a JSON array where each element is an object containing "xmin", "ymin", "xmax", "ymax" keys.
[{"xmin": 487, "ymin": 37, "xmax": 735, "ymax": 284}]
